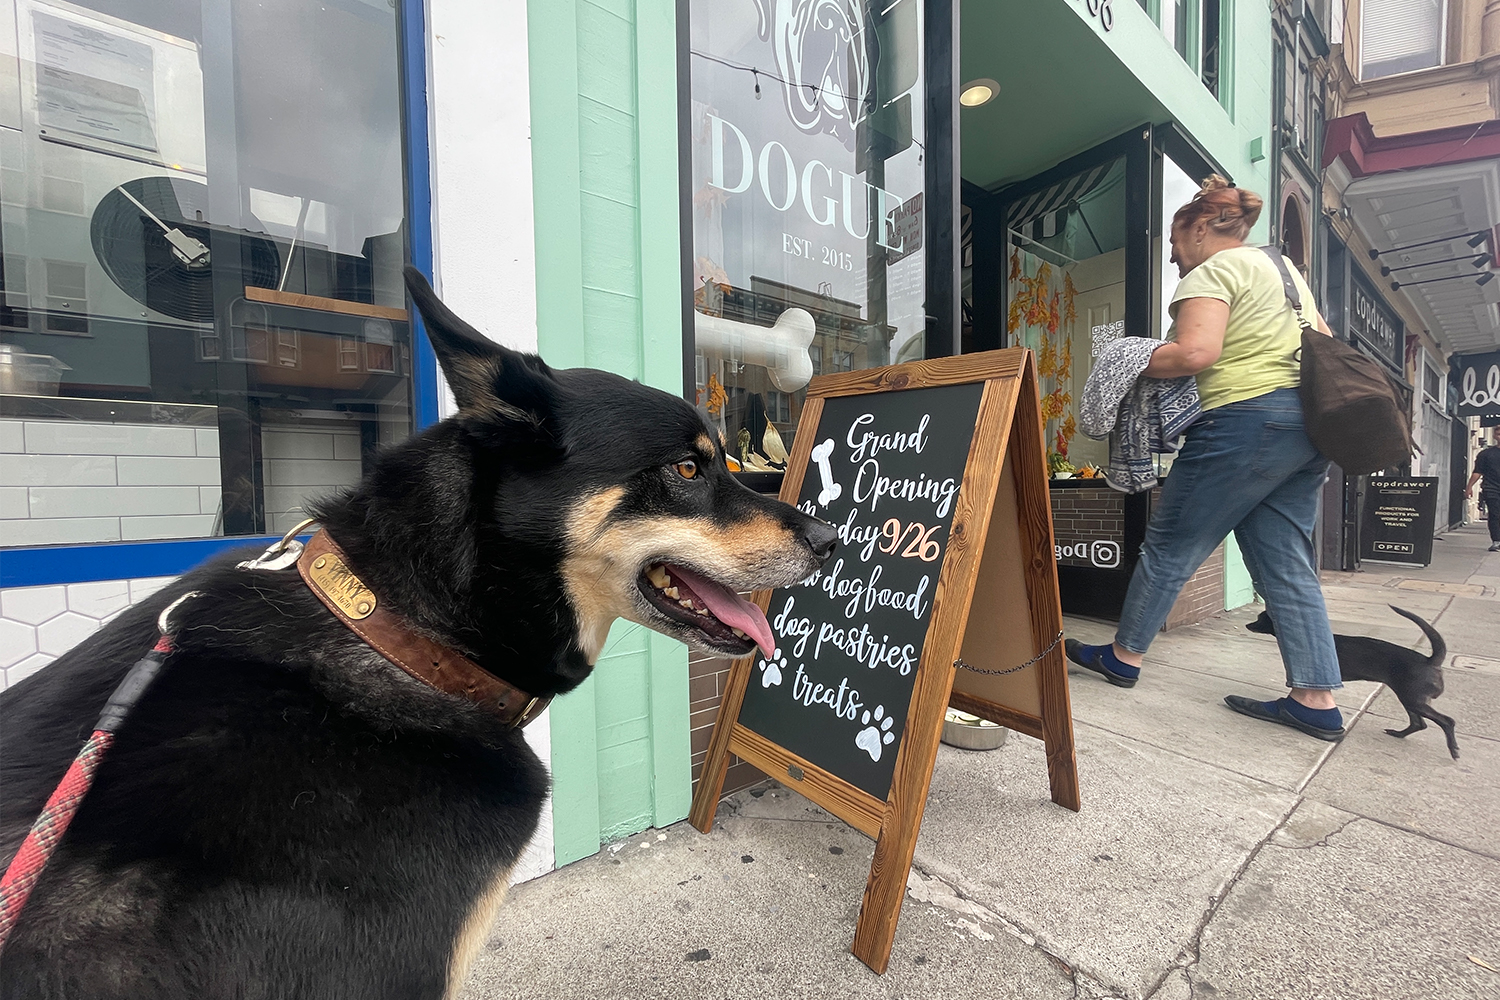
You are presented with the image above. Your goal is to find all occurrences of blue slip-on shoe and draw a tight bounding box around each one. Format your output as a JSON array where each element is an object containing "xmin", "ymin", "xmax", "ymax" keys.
[
  {"xmin": 1224, "ymin": 695, "xmax": 1345, "ymax": 742},
  {"xmin": 1064, "ymin": 639, "xmax": 1139, "ymax": 689}
]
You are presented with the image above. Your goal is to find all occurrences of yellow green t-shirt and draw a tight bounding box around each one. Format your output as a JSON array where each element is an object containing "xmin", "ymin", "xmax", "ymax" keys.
[{"xmin": 1168, "ymin": 245, "xmax": 1313, "ymax": 411}]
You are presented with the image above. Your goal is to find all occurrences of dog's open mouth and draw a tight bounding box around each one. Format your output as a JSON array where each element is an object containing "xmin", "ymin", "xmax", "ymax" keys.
[{"xmin": 636, "ymin": 563, "xmax": 773, "ymax": 658}]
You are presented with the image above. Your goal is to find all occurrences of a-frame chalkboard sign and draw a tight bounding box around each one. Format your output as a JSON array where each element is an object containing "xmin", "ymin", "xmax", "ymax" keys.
[{"xmin": 689, "ymin": 348, "xmax": 1079, "ymax": 974}]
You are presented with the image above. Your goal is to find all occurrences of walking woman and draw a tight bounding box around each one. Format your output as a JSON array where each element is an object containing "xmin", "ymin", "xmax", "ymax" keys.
[{"xmin": 1066, "ymin": 176, "xmax": 1346, "ymax": 742}]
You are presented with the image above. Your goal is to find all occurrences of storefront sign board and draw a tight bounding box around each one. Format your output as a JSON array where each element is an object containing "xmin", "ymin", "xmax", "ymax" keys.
[
  {"xmin": 689, "ymin": 348, "xmax": 1078, "ymax": 974},
  {"xmin": 1455, "ymin": 350, "xmax": 1500, "ymax": 420},
  {"xmin": 1349, "ymin": 269, "xmax": 1403, "ymax": 371},
  {"xmin": 1360, "ymin": 477, "xmax": 1440, "ymax": 566}
]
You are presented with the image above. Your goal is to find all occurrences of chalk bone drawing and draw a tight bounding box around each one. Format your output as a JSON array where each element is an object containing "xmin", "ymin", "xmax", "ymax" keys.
[{"xmin": 811, "ymin": 438, "xmax": 841, "ymax": 507}]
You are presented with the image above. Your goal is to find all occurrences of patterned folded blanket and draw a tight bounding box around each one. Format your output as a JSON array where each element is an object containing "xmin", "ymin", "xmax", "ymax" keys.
[{"xmin": 1080, "ymin": 338, "xmax": 1201, "ymax": 494}]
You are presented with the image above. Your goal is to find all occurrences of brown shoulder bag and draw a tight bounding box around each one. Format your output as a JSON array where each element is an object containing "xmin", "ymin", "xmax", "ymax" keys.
[{"xmin": 1259, "ymin": 246, "xmax": 1413, "ymax": 475}]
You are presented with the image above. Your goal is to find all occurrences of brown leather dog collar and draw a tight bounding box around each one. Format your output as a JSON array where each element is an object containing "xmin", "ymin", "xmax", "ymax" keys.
[{"xmin": 296, "ymin": 530, "xmax": 549, "ymax": 728}]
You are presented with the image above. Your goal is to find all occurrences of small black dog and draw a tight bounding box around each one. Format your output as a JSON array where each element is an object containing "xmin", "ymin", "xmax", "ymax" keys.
[{"xmin": 1246, "ymin": 605, "xmax": 1458, "ymax": 759}]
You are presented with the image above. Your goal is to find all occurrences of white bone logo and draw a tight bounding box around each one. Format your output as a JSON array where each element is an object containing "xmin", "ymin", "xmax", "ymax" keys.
[{"xmin": 810, "ymin": 438, "xmax": 841, "ymax": 508}]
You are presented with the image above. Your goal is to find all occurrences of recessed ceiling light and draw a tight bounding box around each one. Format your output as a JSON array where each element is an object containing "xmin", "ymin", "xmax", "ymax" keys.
[{"xmin": 959, "ymin": 79, "xmax": 999, "ymax": 107}]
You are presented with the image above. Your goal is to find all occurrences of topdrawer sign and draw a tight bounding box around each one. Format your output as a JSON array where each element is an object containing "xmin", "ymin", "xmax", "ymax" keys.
[{"xmin": 1349, "ymin": 269, "xmax": 1402, "ymax": 370}]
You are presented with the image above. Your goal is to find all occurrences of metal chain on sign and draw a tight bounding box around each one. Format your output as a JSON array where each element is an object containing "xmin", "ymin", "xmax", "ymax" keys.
[{"xmin": 953, "ymin": 630, "xmax": 1064, "ymax": 676}]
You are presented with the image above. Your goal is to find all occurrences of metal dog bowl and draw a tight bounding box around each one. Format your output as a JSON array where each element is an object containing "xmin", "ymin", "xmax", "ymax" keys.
[{"xmin": 940, "ymin": 709, "xmax": 1009, "ymax": 751}]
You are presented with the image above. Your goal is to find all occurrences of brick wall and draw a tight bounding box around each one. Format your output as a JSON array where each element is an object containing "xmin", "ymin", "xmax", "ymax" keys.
[
  {"xmin": 1051, "ymin": 486, "xmax": 1126, "ymax": 569},
  {"xmin": 1163, "ymin": 544, "xmax": 1225, "ymax": 631},
  {"xmin": 688, "ymin": 649, "xmax": 763, "ymax": 797}
]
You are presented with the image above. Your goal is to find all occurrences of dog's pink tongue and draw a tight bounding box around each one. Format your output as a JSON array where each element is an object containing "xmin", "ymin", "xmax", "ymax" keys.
[{"xmin": 666, "ymin": 565, "xmax": 775, "ymax": 658}]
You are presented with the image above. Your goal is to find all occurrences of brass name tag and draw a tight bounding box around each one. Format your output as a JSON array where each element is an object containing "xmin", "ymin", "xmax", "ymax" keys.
[{"xmin": 308, "ymin": 553, "xmax": 377, "ymax": 620}]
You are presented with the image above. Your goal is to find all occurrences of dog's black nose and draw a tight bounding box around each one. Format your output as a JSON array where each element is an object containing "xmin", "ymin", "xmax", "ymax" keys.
[{"xmin": 802, "ymin": 519, "xmax": 838, "ymax": 561}]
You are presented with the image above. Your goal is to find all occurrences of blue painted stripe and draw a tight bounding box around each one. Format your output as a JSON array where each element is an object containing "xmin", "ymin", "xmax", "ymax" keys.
[
  {"xmin": 0, "ymin": 535, "xmax": 311, "ymax": 589},
  {"xmin": 400, "ymin": 0, "xmax": 440, "ymax": 430}
]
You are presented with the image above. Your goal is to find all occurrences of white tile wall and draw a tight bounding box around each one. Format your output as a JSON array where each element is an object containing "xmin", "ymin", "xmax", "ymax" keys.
[
  {"xmin": 29, "ymin": 486, "xmax": 204, "ymax": 519},
  {"xmin": 22, "ymin": 422, "xmax": 199, "ymax": 457},
  {"xmin": 2, "ymin": 419, "xmax": 373, "ymax": 546},
  {"xmin": 117, "ymin": 457, "xmax": 223, "ymax": 487},
  {"xmin": 120, "ymin": 514, "xmax": 219, "ymax": 541},
  {"xmin": 261, "ymin": 427, "xmax": 363, "ymax": 532},
  {"xmin": 0, "ymin": 418, "xmax": 222, "ymax": 547},
  {"xmin": 0, "ymin": 421, "xmax": 26, "ymax": 452},
  {"xmin": 1, "ymin": 455, "xmax": 116, "ymax": 486},
  {"xmin": 2, "ymin": 517, "xmax": 121, "ymax": 545},
  {"xmin": 194, "ymin": 428, "xmax": 220, "ymax": 457},
  {"xmin": 0, "ymin": 488, "xmax": 28, "ymax": 519},
  {"xmin": 0, "ymin": 575, "xmax": 173, "ymax": 690}
]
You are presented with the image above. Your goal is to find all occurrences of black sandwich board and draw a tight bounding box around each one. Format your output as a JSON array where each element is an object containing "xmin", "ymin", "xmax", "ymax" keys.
[
  {"xmin": 690, "ymin": 349, "xmax": 1078, "ymax": 975},
  {"xmin": 1360, "ymin": 477, "xmax": 1440, "ymax": 565}
]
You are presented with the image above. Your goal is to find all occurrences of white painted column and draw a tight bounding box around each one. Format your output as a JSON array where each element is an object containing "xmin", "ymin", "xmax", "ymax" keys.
[{"xmin": 425, "ymin": 0, "xmax": 553, "ymax": 883}]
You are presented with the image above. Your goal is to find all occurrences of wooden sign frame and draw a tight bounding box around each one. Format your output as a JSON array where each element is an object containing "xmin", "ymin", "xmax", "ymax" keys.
[{"xmin": 689, "ymin": 348, "xmax": 1079, "ymax": 974}]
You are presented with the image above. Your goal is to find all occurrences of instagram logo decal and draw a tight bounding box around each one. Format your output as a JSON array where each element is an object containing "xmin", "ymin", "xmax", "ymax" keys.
[{"xmin": 1055, "ymin": 539, "xmax": 1122, "ymax": 568}]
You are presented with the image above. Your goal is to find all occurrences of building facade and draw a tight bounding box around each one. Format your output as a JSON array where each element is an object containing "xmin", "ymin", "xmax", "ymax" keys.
[
  {"xmin": 1314, "ymin": 0, "xmax": 1500, "ymax": 568},
  {"xmin": 0, "ymin": 0, "xmax": 1276, "ymax": 878}
]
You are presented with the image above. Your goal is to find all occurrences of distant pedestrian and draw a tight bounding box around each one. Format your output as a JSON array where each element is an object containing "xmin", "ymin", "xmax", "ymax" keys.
[
  {"xmin": 1465, "ymin": 441, "xmax": 1500, "ymax": 551},
  {"xmin": 1066, "ymin": 176, "xmax": 1347, "ymax": 742}
]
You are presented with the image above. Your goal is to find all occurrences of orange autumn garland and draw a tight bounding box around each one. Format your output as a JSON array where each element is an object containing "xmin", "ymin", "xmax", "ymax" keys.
[{"xmin": 1008, "ymin": 250, "xmax": 1078, "ymax": 459}]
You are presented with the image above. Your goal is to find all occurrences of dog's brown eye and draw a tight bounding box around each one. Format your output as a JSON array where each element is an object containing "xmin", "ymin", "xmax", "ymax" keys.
[{"xmin": 675, "ymin": 460, "xmax": 698, "ymax": 480}]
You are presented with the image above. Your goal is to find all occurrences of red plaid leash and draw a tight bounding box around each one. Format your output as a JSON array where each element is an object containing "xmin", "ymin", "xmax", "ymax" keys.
[
  {"xmin": 0, "ymin": 624, "xmax": 182, "ymax": 951},
  {"xmin": 0, "ymin": 541, "xmax": 298, "ymax": 951}
]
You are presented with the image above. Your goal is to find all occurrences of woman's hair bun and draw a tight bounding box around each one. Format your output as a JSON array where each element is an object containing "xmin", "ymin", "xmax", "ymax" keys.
[{"xmin": 1172, "ymin": 174, "xmax": 1262, "ymax": 240}]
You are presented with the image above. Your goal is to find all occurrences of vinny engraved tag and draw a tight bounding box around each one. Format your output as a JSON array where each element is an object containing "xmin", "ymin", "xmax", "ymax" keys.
[{"xmin": 308, "ymin": 553, "xmax": 377, "ymax": 620}]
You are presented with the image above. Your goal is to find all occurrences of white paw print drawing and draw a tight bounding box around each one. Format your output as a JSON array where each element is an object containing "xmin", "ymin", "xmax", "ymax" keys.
[
  {"xmin": 757, "ymin": 649, "xmax": 787, "ymax": 688},
  {"xmin": 854, "ymin": 705, "xmax": 896, "ymax": 761}
]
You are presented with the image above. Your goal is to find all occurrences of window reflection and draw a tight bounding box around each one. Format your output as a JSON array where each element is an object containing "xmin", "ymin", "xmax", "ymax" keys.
[
  {"xmin": 687, "ymin": 0, "xmax": 926, "ymax": 471},
  {"xmin": 0, "ymin": 0, "xmax": 410, "ymax": 546}
]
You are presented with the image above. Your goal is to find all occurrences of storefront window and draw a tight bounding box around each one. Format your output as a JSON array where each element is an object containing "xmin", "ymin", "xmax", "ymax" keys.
[
  {"xmin": 1004, "ymin": 156, "xmax": 1127, "ymax": 477},
  {"xmin": 1, "ymin": 0, "xmax": 411, "ymax": 547},
  {"xmin": 686, "ymin": 0, "xmax": 927, "ymax": 472},
  {"xmin": 1158, "ymin": 154, "xmax": 1200, "ymax": 342}
]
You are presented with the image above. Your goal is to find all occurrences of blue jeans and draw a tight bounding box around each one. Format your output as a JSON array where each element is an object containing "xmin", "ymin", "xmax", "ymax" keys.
[{"xmin": 1115, "ymin": 388, "xmax": 1342, "ymax": 691}]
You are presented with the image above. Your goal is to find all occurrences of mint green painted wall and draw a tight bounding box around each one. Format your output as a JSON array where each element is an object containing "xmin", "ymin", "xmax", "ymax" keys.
[
  {"xmin": 1061, "ymin": 0, "xmax": 1272, "ymax": 207},
  {"xmin": 1223, "ymin": 537, "xmax": 1256, "ymax": 610},
  {"xmin": 528, "ymin": 0, "xmax": 692, "ymax": 868}
]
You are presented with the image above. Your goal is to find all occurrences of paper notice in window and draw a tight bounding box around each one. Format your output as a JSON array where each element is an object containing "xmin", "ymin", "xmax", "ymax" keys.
[{"xmin": 33, "ymin": 11, "xmax": 157, "ymax": 152}]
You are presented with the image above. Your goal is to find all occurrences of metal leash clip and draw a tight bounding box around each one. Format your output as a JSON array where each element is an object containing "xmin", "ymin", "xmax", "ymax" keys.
[{"xmin": 236, "ymin": 517, "xmax": 319, "ymax": 572}]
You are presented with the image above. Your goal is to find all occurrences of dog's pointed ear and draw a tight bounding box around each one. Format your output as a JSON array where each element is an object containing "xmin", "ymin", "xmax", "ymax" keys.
[{"xmin": 403, "ymin": 266, "xmax": 556, "ymax": 431}]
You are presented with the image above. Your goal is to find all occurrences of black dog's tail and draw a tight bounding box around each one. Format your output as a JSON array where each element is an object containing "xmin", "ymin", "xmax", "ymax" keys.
[{"xmin": 1388, "ymin": 605, "xmax": 1446, "ymax": 667}]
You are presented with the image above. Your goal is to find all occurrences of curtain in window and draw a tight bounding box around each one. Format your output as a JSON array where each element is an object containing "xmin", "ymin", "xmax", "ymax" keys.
[{"xmin": 1361, "ymin": 0, "xmax": 1444, "ymax": 78}]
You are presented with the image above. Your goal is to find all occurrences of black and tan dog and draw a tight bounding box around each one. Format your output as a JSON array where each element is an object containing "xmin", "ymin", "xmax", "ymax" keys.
[
  {"xmin": 0, "ymin": 269, "xmax": 836, "ymax": 999},
  {"xmin": 1246, "ymin": 604, "xmax": 1458, "ymax": 759}
]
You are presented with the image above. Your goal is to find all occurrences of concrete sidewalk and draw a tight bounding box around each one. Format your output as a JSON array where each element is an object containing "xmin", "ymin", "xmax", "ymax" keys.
[{"xmin": 462, "ymin": 525, "xmax": 1500, "ymax": 1000}]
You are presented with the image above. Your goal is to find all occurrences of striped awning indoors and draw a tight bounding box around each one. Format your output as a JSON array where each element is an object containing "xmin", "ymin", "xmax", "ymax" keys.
[{"xmin": 1005, "ymin": 162, "xmax": 1115, "ymax": 232}]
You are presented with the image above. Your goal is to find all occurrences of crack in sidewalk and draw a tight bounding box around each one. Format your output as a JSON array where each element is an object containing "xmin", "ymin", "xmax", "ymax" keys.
[
  {"xmin": 1142, "ymin": 685, "xmax": 1388, "ymax": 999},
  {"xmin": 907, "ymin": 685, "xmax": 1391, "ymax": 1000}
]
